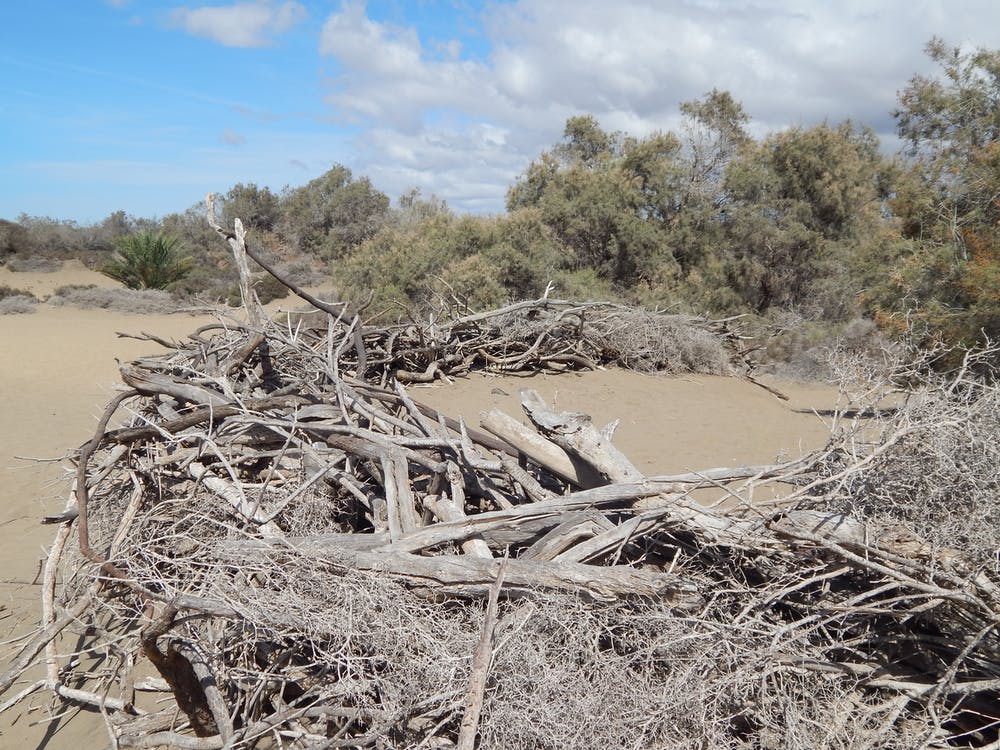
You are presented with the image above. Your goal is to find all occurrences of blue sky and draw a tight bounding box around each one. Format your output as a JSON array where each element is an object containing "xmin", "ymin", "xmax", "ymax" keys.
[{"xmin": 3, "ymin": 1, "xmax": 1000, "ymax": 224}]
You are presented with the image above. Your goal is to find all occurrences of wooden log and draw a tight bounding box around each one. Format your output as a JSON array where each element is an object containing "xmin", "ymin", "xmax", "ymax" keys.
[
  {"xmin": 555, "ymin": 510, "xmax": 675, "ymax": 564},
  {"xmin": 220, "ymin": 513, "xmax": 565, "ymax": 557},
  {"xmin": 215, "ymin": 543, "xmax": 703, "ymax": 607},
  {"xmin": 520, "ymin": 389, "xmax": 643, "ymax": 483},
  {"xmin": 380, "ymin": 453, "xmax": 421, "ymax": 536},
  {"xmin": 429, "ymin": 499, "xmax": 494, "ymax": 557},
  {"xmin": 395, "ymin": 360, "xmax": 441, "ymax": 383},
  {"xmin": 121, "ymin": 366, "xmax": 230, "ymax": 407},
  {"xmin": 767, "ymin": 510, "xmax": 870, "ymax": 549},
  {"xmin": 457, "ymin": 556, "xmax": 506, "ymax": 750},
  {"xmin": 423, "ymin": 462, "xmax": 493, "ymax": 558},
  {"xmin": 521, "ymin": 511, "xmax": 616, "ymax": 561},
  {"xmin": 378, "ymin": 479, "xmax": 697, "ymax": 554},
  {"xmin": 479, "ymin": 409, "xmax": 604, "ymax": 488}
]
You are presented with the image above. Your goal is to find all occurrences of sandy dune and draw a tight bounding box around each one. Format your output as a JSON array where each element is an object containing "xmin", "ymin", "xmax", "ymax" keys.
[
  {"xmin": 0, "ymin": 259, "xmax": 122, "ymax": 297},
  {"xmin": 0, "ymin": 264, "xmax": 841, "ymax": 747}
]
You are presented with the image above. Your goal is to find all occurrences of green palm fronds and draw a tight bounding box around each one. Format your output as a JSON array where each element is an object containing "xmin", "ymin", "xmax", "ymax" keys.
[{"xmin": 100, "ymin": 232, "xmax": 193, "ymax": 290}]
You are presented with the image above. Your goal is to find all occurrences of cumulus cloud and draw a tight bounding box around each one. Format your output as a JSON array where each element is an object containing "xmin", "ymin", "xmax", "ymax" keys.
[
  {"xmin": 317, "ymin": 0, "xmax": 1000, "ymax": 212},
  {"xmin": 172, "ymin": 1, "xmax": 306, "ymax": 48}
]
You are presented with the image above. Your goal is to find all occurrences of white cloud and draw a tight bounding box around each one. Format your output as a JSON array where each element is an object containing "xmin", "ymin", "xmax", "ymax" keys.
[
  {"xmin": 219, "ymin": 128, "xmax": 246, "ymax": 145},
  {"xmin": 317, "ymin": 0, "xmax": 1000, "ymax": 212},
  {"xmin": 172, "ymin": 1, "xmax": 306, "ymax": 48}
]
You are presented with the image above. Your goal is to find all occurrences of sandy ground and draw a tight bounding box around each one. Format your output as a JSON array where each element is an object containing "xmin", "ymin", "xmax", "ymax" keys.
[
  {"xmin": 0, "ymin": 263, "xmax": 842, "ymax": 748},
  {"xmin": 0, "ymin": 259, "xmax": 121, "ymax": 297},
  {"xmin": 414, "ymin": 369, "xmax": 841, "ymax": 477},
  {"xmin": 0, "ymin": 265, "xmax": 221, "ymax": 747}
]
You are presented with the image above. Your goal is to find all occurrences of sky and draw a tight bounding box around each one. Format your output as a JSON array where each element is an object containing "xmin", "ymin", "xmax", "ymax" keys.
[{"xmin": 2, "ymin": 1, "xmax": 1000, "ymax": 224}]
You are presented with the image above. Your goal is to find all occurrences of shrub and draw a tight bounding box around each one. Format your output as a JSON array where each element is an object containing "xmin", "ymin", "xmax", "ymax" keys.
[
  {"xmin": 837, "ymin": 348, "xmax": 1000, "ymax": 569},
  {"xmin": 582, "ymin": 308, "xmax": 733, "ymax": 374},
  {"xmin": 759, "ymin": 313, "xmax": 895, "ymax": 381},
  {"xmin": 4, "ymin": 255, "xmax": 62, "ymax": 272},
  {"xmin": 282, "ymin": 260, "xmax": 326, "ymax": 287},
  {"xmin": 0, "ymin": 294, "xmax": 38, "ymax": 314},
  {"xmin": 226, "ymin": 273, "xmax": 291, "ymax": 307},
  {"xmin": 0, "ymin": 284, "xmax": 36, "ymax": 301},
  {"xmin": 435, "ymin": 254, "xmax": 507, "ymax": 309},
  {"xmin": 47, "ymin": 286, "xmax": 179, "ymax": 314},
  {"xmin": 101, "ymin": 232, "xmax": 193, "ymax": 290}
]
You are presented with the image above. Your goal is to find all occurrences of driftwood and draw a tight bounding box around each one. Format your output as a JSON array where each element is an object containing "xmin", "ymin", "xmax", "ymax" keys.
[{"xmin": 4, "ymin": 200, "xmax": 1000, "ymax": 749}]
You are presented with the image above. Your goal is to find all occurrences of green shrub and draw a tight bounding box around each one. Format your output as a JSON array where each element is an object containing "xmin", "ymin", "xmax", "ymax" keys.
[{"xmin": 435, "ymin": 254, "xmax": 507, "ymax": 309}]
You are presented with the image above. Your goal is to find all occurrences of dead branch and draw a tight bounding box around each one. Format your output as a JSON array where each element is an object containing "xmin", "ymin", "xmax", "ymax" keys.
[{"xmin": 8, "ymin": 209, "xmax": 1000, "ymax": 749}]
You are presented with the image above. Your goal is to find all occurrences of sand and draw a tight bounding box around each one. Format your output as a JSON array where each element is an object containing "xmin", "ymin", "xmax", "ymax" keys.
[
  {"xmin": 414, "ymin": 369, "xmax": 840, "ymax": 477},
  {"xmin": 0, "ymin": 265, "xmax": 221, "ymax": 746},
  {"xmin": 0, "ymin": 259, "xmax": 122, "ymax": 297},
  {"xmin": 0, "ymin": 263, "xmax": 842, "ymax": 747}
]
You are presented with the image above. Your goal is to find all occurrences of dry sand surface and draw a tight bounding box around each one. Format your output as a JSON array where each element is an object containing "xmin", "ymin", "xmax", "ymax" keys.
[
  {"xmin": 0, "ymin": 263, "xmax": 842, "ymax": 748},
  {"xmin": 0, "ymin": 259, "xmax": 122, "ymax": 296}
]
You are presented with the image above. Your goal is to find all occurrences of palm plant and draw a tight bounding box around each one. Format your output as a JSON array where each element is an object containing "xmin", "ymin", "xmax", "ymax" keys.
[{"xmin": 100, "ymin": 232, "xmax": 193, "ymax": 290}]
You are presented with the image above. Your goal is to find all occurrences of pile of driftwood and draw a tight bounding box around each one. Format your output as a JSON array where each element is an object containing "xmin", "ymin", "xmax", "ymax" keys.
[{"xmin": 3, "ymin": 204, "xmax": 1000, "ymax": 749}]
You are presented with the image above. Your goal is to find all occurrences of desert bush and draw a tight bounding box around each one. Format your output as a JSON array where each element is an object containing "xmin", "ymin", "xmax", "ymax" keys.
[
  {"xmin": 582, "ymin": 308, "xmax": 733, "ymax": 374},
  {"xmin": 279, "ymin": 165, "xmax": 390, "ymax": 259},
  {"xmin": 838, "ymin": 347, "xmax": 1000, "ymax": 568},
  {"xmin": 756, "ymin": 313, "xmax": 894, "ymax": 381},
  {"xmin": 282, "ymin": 260, "xmax": 326, "ymax": 287},
  {"xmin": 546, "ymin": 267, "xmax": 617, "ymax": 303},
  {"xmin": 252, "ymin": 273, "xmax": 291, "ymax": 304},
  {"xmin": 0, "ymin": 284, "xmax": 36, "ymax": 301},
  {"xmin": 0, "ymin": 294, "xmax": 38, "ymax": 314},
  {"xmin": 47, "ymin": 285, "xmax": 179, "ymax": 314},
  {"xmin": 434, "ymin": 253, "xmax": 508, "ymax": 309},
  {"xmin": 3, "ymin": 254, "xmax": 62, "ymax": 272},
  {"xmin": 225, "ymin": 273, "xmax": 290, "ymax": 307}
]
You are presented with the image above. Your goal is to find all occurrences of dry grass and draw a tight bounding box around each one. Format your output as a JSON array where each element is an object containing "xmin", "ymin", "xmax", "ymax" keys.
[
  {"xmin": 0, "ymin": 294, "xmax": 38, "ymax": 314},
  {"xmin": 3, "ymin": 254, "xmax": 62, "ymax": 272},
  {"xmin": 580, "ymin": 307, "xmax": 734, "ymax": 374},
  {"xmin": 46, "ymin": 284, "xmax": 180, "ymax": 314}
]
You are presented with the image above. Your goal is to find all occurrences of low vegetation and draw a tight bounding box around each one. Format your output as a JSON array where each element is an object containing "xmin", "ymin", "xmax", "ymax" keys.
[
  {"xmin": 0, "ymin": 284, "xmax": 37, "ymax": 314},
  {"xmin": 47, "ymin": 284, "xmax": 181, "ymax": 314},
  {"xmin": 99, "ymin": 232, "xmax": 193, "ymax": 290},
  {"xmin": 0, "ymin": 295, "xmax": 37, "ymax": 315},
  {"xmin": 3, "ymin": 38, "xmax": 997, "ymax": 366}
]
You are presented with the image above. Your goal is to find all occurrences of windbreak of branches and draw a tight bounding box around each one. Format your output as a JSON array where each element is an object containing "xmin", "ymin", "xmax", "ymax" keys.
[
  {"xmin": 285, "ymin": 296, "xmax": 741, "ymax": 387},
  {"xmin": 4, "ymin": 210, "xmax": 1000, "ymax": 749}
]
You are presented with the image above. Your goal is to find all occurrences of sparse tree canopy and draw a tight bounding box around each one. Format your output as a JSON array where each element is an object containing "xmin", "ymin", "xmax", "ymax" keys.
[
  {"xmin": 279, "ymin": 165, "xmax": 390, "ymax": 259},
  {"xmin": 869, "ymin": 37, "xmax": 1000, "ymax": 351}
]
